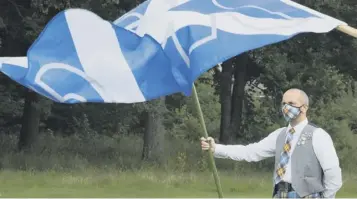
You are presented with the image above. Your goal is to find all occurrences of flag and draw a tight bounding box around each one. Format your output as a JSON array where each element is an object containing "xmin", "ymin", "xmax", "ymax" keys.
[
  {"xmin": 0, "ymin": 9, "xmax": 181, "ymax": 103},
  {"xmin": 0, "ymin": 0, "xmax": 347, "ymax": 104}
]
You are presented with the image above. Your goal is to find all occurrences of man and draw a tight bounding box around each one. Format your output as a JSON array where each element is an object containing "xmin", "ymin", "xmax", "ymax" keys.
[{"xmin": 201, "ymin": 88, "xmax": 342, "ymax": 198}]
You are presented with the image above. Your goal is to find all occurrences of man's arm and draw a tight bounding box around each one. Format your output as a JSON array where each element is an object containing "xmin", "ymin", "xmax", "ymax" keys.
[
  {"xmin": 213, "ymin": 128, "xmax": 284, "ymax": 162},
  {"xmin": 312, "ymin": 129, "xmax": 343, "ymax": 198}
]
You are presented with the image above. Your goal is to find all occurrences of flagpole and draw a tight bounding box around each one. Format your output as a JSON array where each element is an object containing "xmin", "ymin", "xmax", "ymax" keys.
[
  {"xmin": 336, "ymin": 25, "xmax": 357, "ymax": 38},
  {"xmin": 192, "ymin": 84, "xmax": 224, "ymax": 198}
]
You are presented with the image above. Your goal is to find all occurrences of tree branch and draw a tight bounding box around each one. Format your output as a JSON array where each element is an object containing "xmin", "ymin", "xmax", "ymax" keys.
[{"xmin": 7, "ymin": 0, "xmax": 24, "ymax": 19}]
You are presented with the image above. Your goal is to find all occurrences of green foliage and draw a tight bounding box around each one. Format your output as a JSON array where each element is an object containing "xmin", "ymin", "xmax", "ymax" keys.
[{"xmin": 166, "ymin": 73, "xmax": 221, "ymax": 140}]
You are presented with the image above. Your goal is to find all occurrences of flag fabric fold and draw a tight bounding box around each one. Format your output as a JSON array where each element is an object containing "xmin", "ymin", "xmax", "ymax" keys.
[
  {"xmin": 0, "ymin": 0, "xmax": 347, "ymax": 104},
  {"xmin": 1, "ymin": 9, "xmax": 181, "ymax": 103}
]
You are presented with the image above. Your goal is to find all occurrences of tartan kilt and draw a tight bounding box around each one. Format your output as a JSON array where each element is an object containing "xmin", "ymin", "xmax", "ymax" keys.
[{"xmin": 274, "ymin": 190, "xmax": 322, "ymax": 198}]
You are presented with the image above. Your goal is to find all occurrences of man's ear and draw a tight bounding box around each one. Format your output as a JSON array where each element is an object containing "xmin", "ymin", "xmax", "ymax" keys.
[{"xmin": 301, "ymin": 105, "xmax": 308, "ymax": 113}]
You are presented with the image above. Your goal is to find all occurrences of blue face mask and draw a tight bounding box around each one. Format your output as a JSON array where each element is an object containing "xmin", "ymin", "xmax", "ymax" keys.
[{"xmin": 281, "ymin": 104, "xmax": 301, "ymax": 122}]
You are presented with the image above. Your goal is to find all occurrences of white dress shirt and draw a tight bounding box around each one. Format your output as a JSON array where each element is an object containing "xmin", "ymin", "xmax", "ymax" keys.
[{"xmin": 213, "ymin": 119, "xmax": 342, "ymax": 198}]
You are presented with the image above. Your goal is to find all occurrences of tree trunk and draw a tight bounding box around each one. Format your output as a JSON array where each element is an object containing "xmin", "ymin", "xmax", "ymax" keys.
[
  {"xmin": 219, "ymin": 58, "xmax": 234, "ymax": 144},
  {"xmin": 141, "ymin": 97, "xmax": 165, "ymax": 162},
  {"xmin": 142, "ymin": 111, "xmax": 153, "ymax": 160},
  {"xmin": 18, "ymin": 90, "xmax": 41, "ymax": 151},
  {"xmin": 230, "ymin": 53, "xmax": 249, "ymax": 139}
]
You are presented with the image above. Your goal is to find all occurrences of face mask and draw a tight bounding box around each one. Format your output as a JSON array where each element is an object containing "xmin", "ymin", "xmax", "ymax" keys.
[{"xmin": 281, "ymin": 104, "xmax": 301, "ymax": 122}]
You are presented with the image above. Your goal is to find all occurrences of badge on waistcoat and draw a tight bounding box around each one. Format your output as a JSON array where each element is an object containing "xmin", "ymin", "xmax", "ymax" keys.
[{"xmin": 297, "ymin": 131, "xmax": 313, "ymax": 146}]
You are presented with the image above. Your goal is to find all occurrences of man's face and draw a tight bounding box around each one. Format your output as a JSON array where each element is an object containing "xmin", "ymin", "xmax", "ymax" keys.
[{"xmin": 281, "ymin": 90, "xmax": 307, "ymax": 114}]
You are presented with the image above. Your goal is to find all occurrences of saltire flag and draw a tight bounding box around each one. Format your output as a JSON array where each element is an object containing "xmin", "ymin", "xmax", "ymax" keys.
[{"xmin": 0, "ymin": 0, "xmax": 347, "ymax": 104}]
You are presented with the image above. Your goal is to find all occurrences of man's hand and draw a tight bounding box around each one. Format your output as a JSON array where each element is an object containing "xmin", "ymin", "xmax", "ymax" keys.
[{"xmin": 200, "ymin": 137, "xmax": 216, "ymax": 152}]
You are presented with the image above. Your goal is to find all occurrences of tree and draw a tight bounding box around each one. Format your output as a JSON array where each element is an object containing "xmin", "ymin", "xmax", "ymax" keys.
[
  {"xmin": 18, "ymin": 91, "xmax": 41, "ymax": 150},
  {"xmin": 214, "ymin": 52, "xmax": 261, "ymax": 144},
  {"xmin": 218, "ymin": 58, "xmax": 234, "ymax": 144},
  {"xmin": 141, "ymin": 97, "xmax": 166, "ymax": 163}
]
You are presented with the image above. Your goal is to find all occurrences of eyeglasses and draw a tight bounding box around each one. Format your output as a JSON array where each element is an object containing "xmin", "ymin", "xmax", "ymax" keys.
[{"xmin": 281, "ymin": 102, "xmax": 307, "ymax": 108}]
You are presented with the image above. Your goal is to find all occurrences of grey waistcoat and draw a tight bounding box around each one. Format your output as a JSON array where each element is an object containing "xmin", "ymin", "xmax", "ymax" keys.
[{"xmin": 273, "ymin": 123, "xmax": 325, "ymax": 197}]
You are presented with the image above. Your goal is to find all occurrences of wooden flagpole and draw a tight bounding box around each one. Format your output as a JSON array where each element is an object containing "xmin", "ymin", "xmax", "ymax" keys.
[
  {"xmin": 192, "ymin": 84, "xmax": 224, "ymax": 198},
  {"xmin": 336, "ymin": 25, "xmax": 357, "ymax": 38}
]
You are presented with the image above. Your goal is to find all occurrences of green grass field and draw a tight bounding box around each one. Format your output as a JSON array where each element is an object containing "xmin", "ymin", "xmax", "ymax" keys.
[{"xmin": 0, "ymin": 169, "xmax": 355, "ymax": 197}]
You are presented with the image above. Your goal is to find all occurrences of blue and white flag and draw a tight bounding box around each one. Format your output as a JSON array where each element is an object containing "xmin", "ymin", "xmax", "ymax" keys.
[{"xmin": 0, "ymin": 0, "xmax": 347, "ymax": 103}]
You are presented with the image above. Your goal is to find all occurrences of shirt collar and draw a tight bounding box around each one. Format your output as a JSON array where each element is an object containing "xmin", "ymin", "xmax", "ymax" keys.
[{"xmin": 287, "ymin": 118, "xmax": 308, "ymax": 133}]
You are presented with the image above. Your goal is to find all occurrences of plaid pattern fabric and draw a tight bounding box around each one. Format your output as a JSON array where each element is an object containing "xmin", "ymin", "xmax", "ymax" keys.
[
  {"xmin": 275, "ymin": 127, "xmax": 295, "ymax": 183},
  {"xmin": 282, "ymin": 104, "xmax": 301, "ymax": 120},
  {"xmin": 274, "ymin": 190, "xmax": 322, "ymax": 198}
]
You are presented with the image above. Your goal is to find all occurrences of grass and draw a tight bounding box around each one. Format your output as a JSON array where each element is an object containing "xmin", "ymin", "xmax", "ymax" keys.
[{"xmin": 0, "ymin": 169, "xmax": 355, "ymax": 198}]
